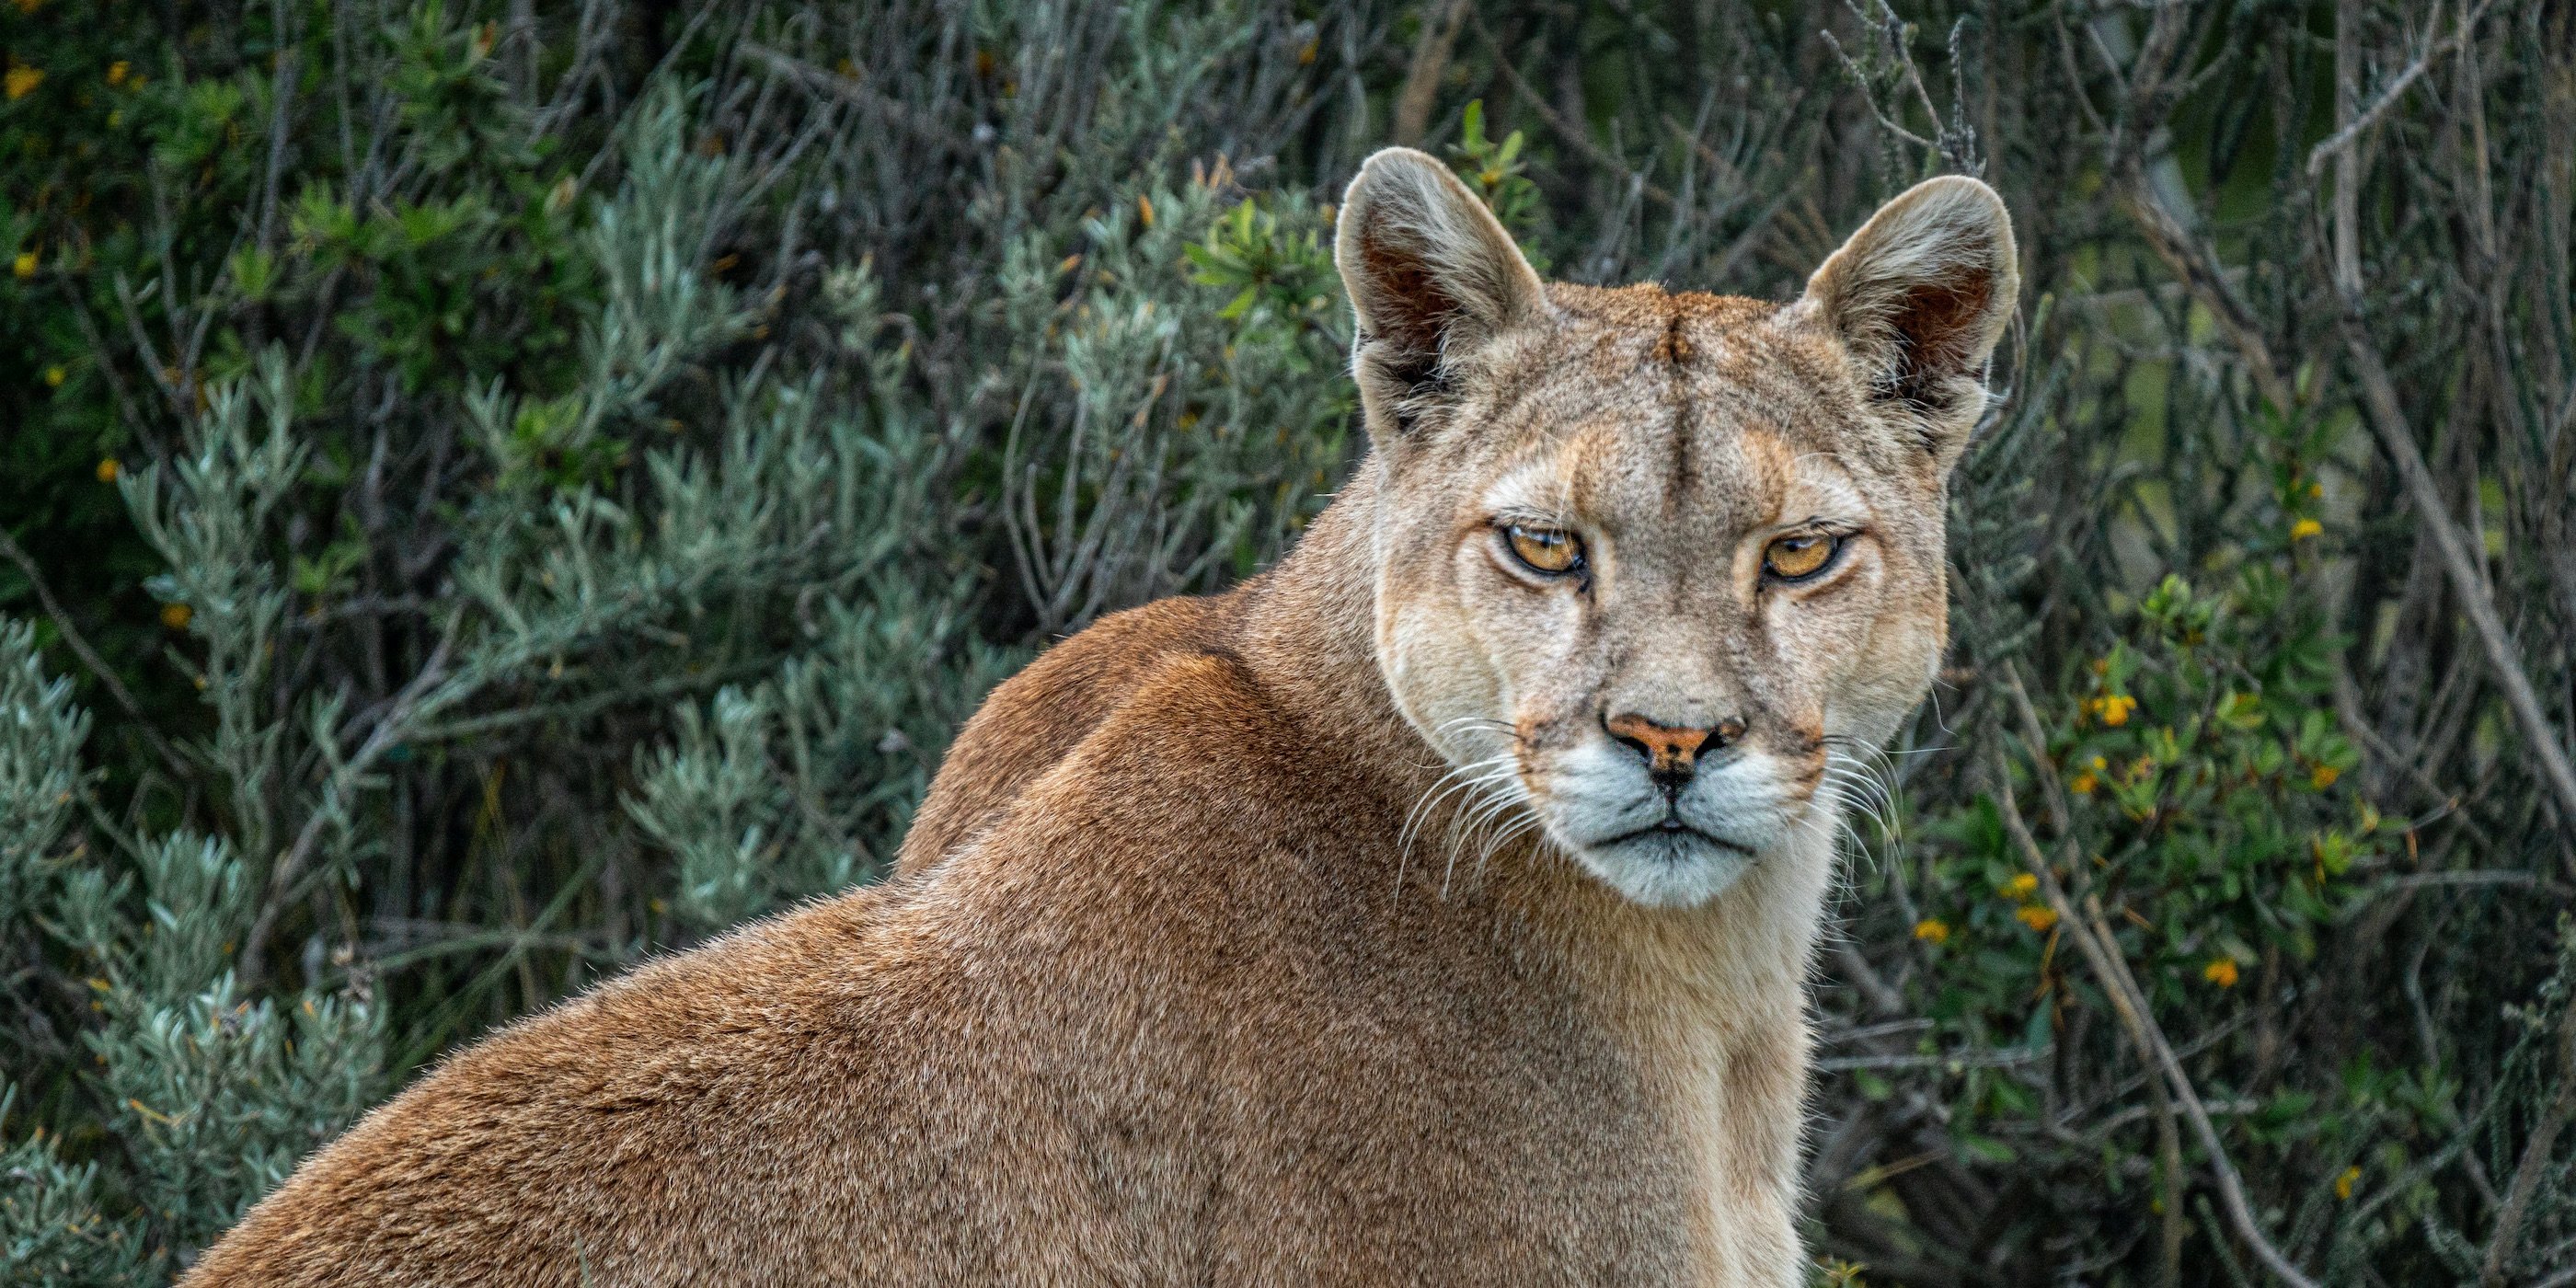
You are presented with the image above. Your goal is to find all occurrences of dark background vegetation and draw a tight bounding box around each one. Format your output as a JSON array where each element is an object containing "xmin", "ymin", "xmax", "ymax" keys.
[{"xmin": 2, "ymin": 0, "xmax": 2572, "ymax": 1283}]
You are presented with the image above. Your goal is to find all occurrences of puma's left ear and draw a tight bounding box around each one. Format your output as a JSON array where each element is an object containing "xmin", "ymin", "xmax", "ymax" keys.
[
  {"xmin": 1793, "ymin": 176, "xmax": 2019, "ymax": 471},
  {"xmin": 1334, "ymin": 147, "xmax": 1547, "ymax": 438}
]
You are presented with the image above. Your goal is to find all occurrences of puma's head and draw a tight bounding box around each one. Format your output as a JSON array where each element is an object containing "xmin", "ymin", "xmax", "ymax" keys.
[{"xmin": 1336, "ymin": 148, "xmax": 2017, "ymax": 908}]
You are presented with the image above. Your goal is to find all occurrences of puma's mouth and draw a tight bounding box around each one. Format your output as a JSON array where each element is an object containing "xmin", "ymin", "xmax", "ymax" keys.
[
  {"xmin": 1604, "ymin": 817, "xmax": 1757, "ymax": 856},
  {"xmin": 1512, "ymin": 736, "xmax": 1815, "ymax": 906},
  {"xmin": 1566, "ymin": 825, "xmax": 1763, "ymax": 907}
]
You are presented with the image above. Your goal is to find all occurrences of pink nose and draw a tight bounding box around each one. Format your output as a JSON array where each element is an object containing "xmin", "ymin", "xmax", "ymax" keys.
[{"xmin": 1605, "ymin": 713, "xmax": 1745, "ymax": 779}]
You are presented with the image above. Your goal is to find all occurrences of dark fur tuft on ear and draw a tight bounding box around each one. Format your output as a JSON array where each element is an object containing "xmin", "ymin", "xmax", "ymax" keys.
[
  {"xmin": 1795, "ymin": 176, "xmax": 2019, "ymax": 470},
  {"xmin": 1333, "ymin": 147, "xmax": 1546, "ymax": 434}
]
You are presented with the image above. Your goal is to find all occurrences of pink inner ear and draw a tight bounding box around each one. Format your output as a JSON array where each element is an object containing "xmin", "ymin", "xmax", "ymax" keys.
[
  {"xmin": 1891, "ymin": 272, "xmax": 1993, "ymax": 376},
  {"xmin": 1354, "ymin": 224, "xmax": 1455, "ymax": 360},
  {"xmin": 1874, "ymin": 269, "xmax": 1995, "ymax": 412}
]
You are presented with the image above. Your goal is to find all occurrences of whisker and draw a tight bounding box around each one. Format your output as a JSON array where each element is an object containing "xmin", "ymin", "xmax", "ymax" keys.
[
  {"xmin": 1440, "ymin": 766, "xmax": 1529, "ymax": 898},
  {"xmin": 1396, "ymin": 753, "xmax": 1519, "ymax": 906}
]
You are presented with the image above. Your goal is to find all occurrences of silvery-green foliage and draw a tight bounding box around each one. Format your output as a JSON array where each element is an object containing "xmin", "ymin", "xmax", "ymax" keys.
[
  {"xmin": 118, "ymin": 354, "xmax": 306, "ymax": 864},
  {"xmin": 0, "ymin": 622, "xmax": 382, "ymax": 1283},
  {"xmin": 0, "ymin": 1088, "xmax": 141, "ymax": 1288},
  {"xmin": 630, "ymin": 684, "xmax": 785, "ymax": 930},
  {"xmin": 997, "ymin": 177, "xmax": 1351, "ymax": 631},
  {"xmin": 0, "ymin": 623, "xmax": 126, "ymax": 1286},
  {"xmin": 622, "ymin": 265, "xmax": 1019, "ymax": 934},
  {"xmin": 0, "ymin": 619, "xmax": 86, "ymax": 934},
  {"xmin": 468, "ymin": 81, "xmax": 759, "ymax": 492},
  {"xmin": 629, "ymin": 583, "xmax": 1016, "ymax": 934}
]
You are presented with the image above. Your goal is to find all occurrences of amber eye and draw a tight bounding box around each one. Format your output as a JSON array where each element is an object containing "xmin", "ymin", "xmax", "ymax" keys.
[
  {"xmin": 1503, "ymin": 525, "xmax": 1583, "ymax": 576},
  {"xmin": 1763, "ymin": 533, "xmax": 1840, "ymax": 581}
]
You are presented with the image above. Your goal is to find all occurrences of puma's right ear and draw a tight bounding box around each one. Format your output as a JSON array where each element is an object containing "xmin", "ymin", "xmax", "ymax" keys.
[
  {"xmin": 1334, "ymin": 147, "xmax": 1546, "ymax": 433},
  {"xmin": 1794, "ymin": 175, "xmax": 2019, "ymax": 471}
]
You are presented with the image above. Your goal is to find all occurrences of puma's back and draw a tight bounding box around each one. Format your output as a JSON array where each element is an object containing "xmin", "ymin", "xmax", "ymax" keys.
[
  {"xmin": 190, "ymin": 150, "xmax": 2015, "ymax": 1286},
  {"xmin": 190, "ymin": 594, "xmax": 1707, "ymax": 1283}
]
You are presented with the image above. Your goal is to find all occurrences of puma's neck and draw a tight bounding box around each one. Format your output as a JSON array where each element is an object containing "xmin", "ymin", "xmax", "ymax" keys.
[
  {"xmin": 1228, "ymin": 455, "xmax": 1826, "ymax": 1249},
  {"xmin": 1230, "ymin": 463, "xmax": 1419, "ymax": 781}
]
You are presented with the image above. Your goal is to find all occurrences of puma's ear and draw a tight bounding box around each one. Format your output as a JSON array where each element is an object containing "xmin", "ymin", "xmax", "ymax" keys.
[
  {"xmin": 1795, "ymin": 175, "xmax": 2019, "ymax": 470},
  {"xmin": 1334, "ymin": 146, "xmax": 1546, "ymax": 433}
]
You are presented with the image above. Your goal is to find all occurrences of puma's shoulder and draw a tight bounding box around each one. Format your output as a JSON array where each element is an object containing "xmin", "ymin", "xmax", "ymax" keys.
[
  {"xmin": 186, "ymin": 641, "xmax": 1332, "ymax": 1288},
  {"xmin": 896, "ymin": 590, "xmax": 1242, "ymax": 873}
]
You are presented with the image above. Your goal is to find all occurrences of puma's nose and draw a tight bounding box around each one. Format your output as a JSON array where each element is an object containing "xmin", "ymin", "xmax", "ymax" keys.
[{"xmin": 1605, "ymin": 712, "xmax": 1746, "ymax": 785}]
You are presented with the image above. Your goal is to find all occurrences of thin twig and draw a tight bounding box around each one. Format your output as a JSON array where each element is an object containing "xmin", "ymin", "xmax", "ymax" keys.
[
  {"xmin": 2338, "ymin": 315, "xmax": 2576, "ymax": 864},
  {"xmin": 737, "ymin": 42, "xmax": 965, "ymax": 153},
  {"xmin": 2305, "ymin": 0, "xmax": 2495, "ymax": 178},
  {"xmin": 2481, "ymin": 989, "xmax": 2576, "ymax": 1287},
  {"xmin": 0, "ymin": 526, "xmax": 191, "ymax": 783},
  {"xmin": 2114, "ymin": 173, "xmax": 2298, "ymax": 415},
  {"xmin": 1474, "ymin": 17, "xmax": 1676, "ymax": 209},
  {"xmin": 239, "ymin": 623, "xmax": 457, "ymax": 989}
]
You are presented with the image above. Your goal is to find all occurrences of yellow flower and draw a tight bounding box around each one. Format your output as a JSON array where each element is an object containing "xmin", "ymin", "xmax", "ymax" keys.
[
  {"xmin": 2334, "ymin": 1165, "xmax": 2361, "ymax": 1200},
  {"xmin": 95, "ymin": 457, "xmax": 120, "ymax": 483},
  {"xmin": 2098, "ymin": 694, "xmax": 2137, "ymax": 727},
  {"xmin": 159, "ymin": 603, "xmax": 193, "ymax": 631},
  {"xmin": 2310, "ymin": 764, "xmax": 2340, "ymax": 790},
  {"xmin": 6, "ymin": 66, "xmax": 45, "ymax": 100},
  {"xmin": 107, "ymin": 61, "xmax": 129, "ymax": 86},
  {"xmin": 2002, "ymin": 872, "xmax": 2039, "ymax": 901},
  {"xmin": 2016, "ymin": 903, "xmax": 2060, "ymax": 932},
  {"xmin": 2202, "ymin": 958, "xmax": 2240, "ymax": 988},
  {"xmin": 1136, "ymin": 193, "xmax": 1155, "ymax": 229},
  {"xmin": 1913, "ymin": 918, "xmax": 1949, "ymax": 945},
  {"xmin": 12, "ymin": 251, "xmax": 35, "ymax": 279},
  {"xmin": 2069, "ymin": 772, "xmax": 2098, "ymax": 796},
  {"xmin": 43, "ymin": 365, "xmax": 64, "ymax": 386},
  {"xmin": 2291, "ymin": 517, "xmax": 2323, "ymax": 540}
]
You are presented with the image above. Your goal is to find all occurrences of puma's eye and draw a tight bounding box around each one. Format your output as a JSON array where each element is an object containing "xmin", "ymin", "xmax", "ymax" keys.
[
  {"xmin": 1763, "ymin": 534, "xmax": 1841, "ymax": 581},
  {"xmin": 1503, "ymin": 525, "xmax": 1583, "ymax": 577}
]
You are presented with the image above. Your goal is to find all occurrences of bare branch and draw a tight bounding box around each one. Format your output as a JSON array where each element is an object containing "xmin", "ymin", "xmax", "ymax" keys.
[
  {"xmin": 737, "ymin": 42, "xmax": 966, "ymax": 153},
  {"xmin": 2306, "ymin": 0, "xmax": 2497, "ymax": 178},
  {"xmin": 2482, "ymin": 991, "xmax": 2576, "ymax": 1287},
  {"xmin": 2339, "ymin": 316, "xmax": 2576, "ymax": 864},
  {"xmin": 1390, "ymin": 0, "xmax": 1470, "ymax": 146},
  {"xmin": 0, "ymin": 526, "xmax": 191, "ymax": 784}
]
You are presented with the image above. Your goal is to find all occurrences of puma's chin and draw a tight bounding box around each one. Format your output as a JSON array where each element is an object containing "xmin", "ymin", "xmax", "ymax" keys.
[{"xmin": 1559, "ymin": 826, "xmax": 1761, "ymax": 908}]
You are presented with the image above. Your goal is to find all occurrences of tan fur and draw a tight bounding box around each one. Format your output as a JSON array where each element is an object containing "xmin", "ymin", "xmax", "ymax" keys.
[{"xmin": 189, "ymin": 153, "xmax": 2015, "ymax": 1287}]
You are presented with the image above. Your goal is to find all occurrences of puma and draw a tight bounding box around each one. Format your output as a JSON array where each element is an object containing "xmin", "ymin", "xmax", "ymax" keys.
[{"xmin": 190, "ymin": 149, "xmax": 2017, "ymax": 1286}]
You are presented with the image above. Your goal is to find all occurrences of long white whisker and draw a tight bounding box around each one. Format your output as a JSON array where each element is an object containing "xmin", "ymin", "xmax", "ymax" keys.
[
  {"xmin": 1397, "ymin": 754, "xmax": 1518, "ymax": 906},
  {"xmin": 1819, "ymin": 750, "xmax": 1909, "ymax": 872},
  {"xmin": 1455, "ymin": 779, "xmax": 1530, "ymax": 859},
  {"xmin": 1440, "ymin": 766, "xmax": 1529, "ymax": 897},
  {"xmin": 1824, "ymin": 750, "xmax": 1904, "ymax": 845},
  {"xmin": 1474, "ymin": 811, "xmax": 1543, "ymax": 883}
]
